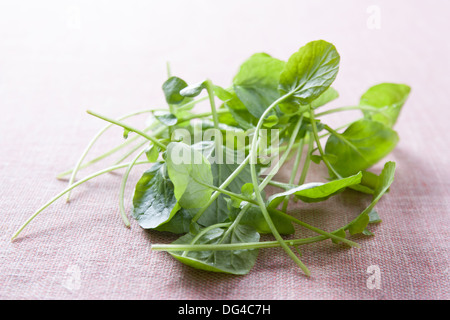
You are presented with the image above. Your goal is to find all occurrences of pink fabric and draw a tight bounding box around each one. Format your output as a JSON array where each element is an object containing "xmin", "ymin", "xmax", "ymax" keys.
[{"xmin": 1, "ymin": 0, "xmax": 449, "ymax": 300}]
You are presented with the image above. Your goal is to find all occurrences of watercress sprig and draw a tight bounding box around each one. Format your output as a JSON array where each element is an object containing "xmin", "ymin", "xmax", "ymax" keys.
[{"xmin": 11, "ymin": 40, "xmax": 410, "ymax": 277}]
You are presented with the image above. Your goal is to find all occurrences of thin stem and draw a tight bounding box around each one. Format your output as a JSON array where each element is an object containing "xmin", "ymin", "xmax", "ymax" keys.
[
  {"xmin": 191, "ymin": 154, "xmax": 251, "ymax": 224},
  {"xmin": 249, "ymin": 94, "xmax": 311, "ymax": 276},
  {"xmin": 204, "ymin": 80, "xmax": 220, "ymax": 130},
  {"xmin": 314, "ymin": 105, "xmax": 384, "ymax": 117},
  {"xmin": 180, "ymin": 222, "xmax": 232, "ymax": 258},
  {"xmin": 11, "ymin": 161, "xmax": 150, "ymax": 241},
  {"xmin": 57, "ymin": 98, "xmax": 220, "ymax": 180},
  {"xmin": 281, "ymin": 137, "xmax": 305, "ymax": 211},
  {"xmin": 152, "ymin": 237, "xmax": 326, "ymax": 251},
  {"xmin": 190, "ymin": 223, "xmax": 232, "ymax": 245},
  {"xmin": 318, "ymin": 121, "xmax": 354, "ymax": 139},
  {"xmin": 180, "ymin": 108, "xmax": 229, "ymax": 122},
  {"xmin": 56, "ymin": 132, "xmax": 144, "ymax": 179},
  {"xmin": 298, "ymin": 132, "xmax": 313, "ymax": 185},
  {"xmin": 166, "ymin": 61, "xmax": 172, "ymax": 78},
  {"xmin": 64, "ymin": 109, "xmax": 152, "ymax": 200},
  {"xmin": 87, "ymin": 110, "xmax": 167, "ymax": 150},
  {"xmin": 118, "ymin": 148, "xmax": 147, "ymax": 227},
  {"xmin": 113, "ymin": 139, "xmax": 149, "ymax": 165},
  {"xmin": 193, "ymin": 179, "xmax": 359, "ymax": 248},
  {"xmin": 308, "ymin": 106, "xmax": 342, "ymax": 179}
]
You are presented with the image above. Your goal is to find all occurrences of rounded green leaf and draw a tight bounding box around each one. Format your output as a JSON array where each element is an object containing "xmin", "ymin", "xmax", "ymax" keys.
[
  {"xmin": 279, "ymin": 40, "xmax": 340, "ymax": 106},
  {"xmin": 360, "ymin": 83, "xmax": 411, "ymax": 127},
  {"xmin": 325, "ymin": 119, "xmax": 399, "ymax": 177}
]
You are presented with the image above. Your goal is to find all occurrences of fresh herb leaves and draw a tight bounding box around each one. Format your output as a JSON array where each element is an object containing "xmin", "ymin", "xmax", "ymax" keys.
[{"xmin": 12, "ymin": 40, "xmax": 410, "ymax": 277}]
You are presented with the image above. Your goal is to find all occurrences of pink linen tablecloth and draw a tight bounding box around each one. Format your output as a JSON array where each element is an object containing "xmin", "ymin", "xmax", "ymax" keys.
[{"xmin": 0, "ymin": 0, "xmax": 449, "ymax": 300}]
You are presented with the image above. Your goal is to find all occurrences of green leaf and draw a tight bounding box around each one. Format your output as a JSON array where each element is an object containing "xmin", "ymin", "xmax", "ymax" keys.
[
  {"xmin": 262, "ymin": 114, "xmax": 279, "ymax": 128},
  {"xmin": 311, "ymin": 87, "xmax": 339, "ymax": 109},
  {"xmin": 191, "ymin": 142, "xmax": 254, "ymax": 226},
  {"xmin": 220, "ymin": 92, "xmax": 257, "ymax": 130},
  {"xmin": 180, "ymin": 81, "xmax": 207, "ymax": 98},
  {"xmin": 368, "ymin": 209, "xmax": 382, "ymax": 224},
  {"xmin": 325, "ymin": 119, "xmax": 399, "ymax": 177},
  {"xmin": 165, "ymin": 142, "xmax": 214, "ymax": 209},
  {"xmin": 347, "ymin": 213, "xmax": 370, "ymax": 235},
  {"xmin": 231, "ymin": 203, "xmax": 295, "ymax": 235},
  {"xmin": 153, "ymin": 111, "xmax": 178, "ymax": 126},
  {"xmin": 360, "ymin": 83, "xmax": 411, "ymax": 127},
  {"xmin": 331, "ymin": 228, "xmax": 346, "ymax": 244},
  {"xmin": 154, "ymin": 208, "xmax": 195, "ymax": 234},
  {"xmin": 213, "ymin": 85, "xmax": 234, "ymax": 101},
  {"xmin": 267, "ymin": 172, "xmax": 362, "ymax": 206},
  {"xmin": 168, "ymin": 224, "xmax": 260, "ymax": 275},
  {"xmin": 233, "ymin": 53, "xmax": 286, "ymax": 118},
  {"xmin": 347, "ymin": 162, "xmax": 395, "ymax": 235},
  {"xmin": 278, "ymin": 40, "xmax": 340, "ymax": 108},
  {"xmin": 162, "ymin": 76, "xmax": 188, "ymax": 105},
  {"xmin": 348, "ymin": 170, "xmax": 380, "ymax": 194},
  {"xmin": 132, "ymin": 162, "xmax": 180, "ymax": 229},
  {"xmin": 144, "ymin": 144, "xmax": 160, "ymax": 163}
]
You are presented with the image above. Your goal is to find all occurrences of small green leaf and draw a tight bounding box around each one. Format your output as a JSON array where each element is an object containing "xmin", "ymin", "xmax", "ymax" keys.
[
  {"xmin": 166, "ymin": 142, "xmax": 214, "ymax": 209},
  {"xmin": 190, "ymin": 142, "xmax": 254, "ymax": 226},
  {"xmin": 310, "ymin": 154, "xmax": 322, "ymax": 164},
  {"xmin": 279, "ymin": 40, "xmax": 340, "ymax": 108},
  {"xmin": 368, "ymin": 209, "xmax": 382, "ymax": 224},
  {"xmin": 331, "ymin": 228, "xmax": 346, "ymax": 244},
  {"xmin": 360, "ymin": 83, "xmax": 411, "ymax": 127},
  {"xmin": 144, "ymin": 144, "xmax": 160, "ymax": 163},
  {"xmin": 162, "ymin": 76, "xmax": 188, "ymax": 104},
  {"xmin": 262, "ymin": 114, "xmax": 279, "ymax": 128},
  {"xmin": 214, "ymin": 85, "xmax": 234, "ymax": 101},
  {"xmin": 311, "ymin": 87, "xmax": 339, "ymax": 109},
  {"xmin": 348, "ymin": 212, "xmax": 370, "ymax": 235},
  {"xmin": 132, "ymin": 162, "xmax": 180, "ymax": 229},
  {"xmin": 325, "ymin": 119, "xmax": 399, "ymax": 177},
  {"xmin": 267, "ymin": 172, "xmax": 362, "ymax": 206},
  {"xmin": 153, "ymin": 111, "xmax": 178, "ymax": 126},
  {"xmin": 233, "ymin": 53, "xmax": 285, "ymax": 118},
  {"xmin": 168, "ymin": 224, "xmax": 260, "ymax": 275},
  {"xmin": 241, "ymin": 183, "xmax": 254, "ymax": 198},
  {"xmin": 180, "ymin": 81, "xmax": 207, "ymax": 98},
  {"xmin": 229, "ymin": 203, "xmax": 295, "ymax": 235},
  {"xmin": 154, "ymin": 208, "xmax": 195, "ymax": 234},
  {"xmin": 346, "ymin": 162, "xmax": 395, "ymax": 235}
]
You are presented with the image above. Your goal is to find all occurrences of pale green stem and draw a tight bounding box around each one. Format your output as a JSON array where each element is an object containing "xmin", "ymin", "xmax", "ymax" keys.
[
  {"xmin": 281, "ymin": 137, "xmax": 305, "ymax": 211},
  {"xmin": 113, "ymin": 139, "xmax": 149, "ymax": 166},
  {"xmin": 249, "ymin": 95, "xmax": 311, "ymax": 276},
  {"xmin": 298, "ymin": 132, "xmax": 313, "ymax": 185},
  {"xmin": 118, "ymin": 148, "xmax": 147, "ymax": 227},
  {"xmin": 152, "ymin": 236, "xmax": 325, "ymax": 251},
  {"xmin": 64, "ymin": 109, "xmax": 152, "ymax": 200},
  {"xmin": 56, "ymin": 132, "xmax": 145, "ymax": 179},
  {"xmin": 308, "ymin": 106, "xmax": 342, "ymax": 179},
  {"xmin": 314, "ymin": 105, "xmax": 384, "ymax": 117},
  {"xmin": 193, "ymin": 179, "xmax": 359, "ymax": 248},
  {"xmin": 204, "ymin": 80, "xmax": 220, "ymax": 130},
  {"xmin": 180, "ymin": 222, "xmax": 232, "ymax": 257},
  {"xmin": 191, "ymin": 154, "xmax": 251, "ymax": 223},
  {"xmin": 11, "ymin": 161, "xmax": 150, "ymax": 241},
  {"xmin": 87, "ymin": 110, "xmax": 167, "ymax": 150}
]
